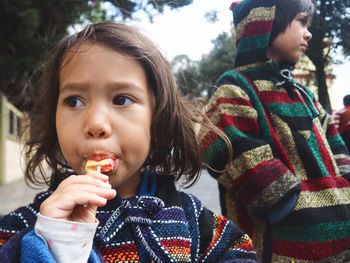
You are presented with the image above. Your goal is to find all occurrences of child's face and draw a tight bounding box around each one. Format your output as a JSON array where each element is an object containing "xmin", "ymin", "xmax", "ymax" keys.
[
  {"xmin": 56, "ymin": 43, "xmax": 154, "ymax": 198},
  {"xmin": 268, "ymin": 11, "xmax": 312, "ymax": 65}
]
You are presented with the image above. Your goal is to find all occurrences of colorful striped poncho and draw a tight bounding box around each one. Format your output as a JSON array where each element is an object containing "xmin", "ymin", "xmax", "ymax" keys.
[
  {"xmin": 0, "ymin": 171, "xmax": 257, "ymax": 262},
  {"xmin": 200, "ymin": 0, "xmax": 350, "ymax": 262}
]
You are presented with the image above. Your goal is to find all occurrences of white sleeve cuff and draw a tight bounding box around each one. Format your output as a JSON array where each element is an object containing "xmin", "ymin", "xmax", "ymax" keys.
[{"xmin": 34, "ymin": 213, "xmax": 99, "ymax": 263}]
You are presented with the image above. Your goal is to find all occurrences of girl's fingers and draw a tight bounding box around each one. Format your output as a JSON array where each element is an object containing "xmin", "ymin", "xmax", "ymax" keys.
[
  {"xmin": 41, "ymin": 187, "xmax": 116, "ymax": 219},
  {"xmin": 85, "ymin": 171, "xmax": 110, "ymax": 182},
  {"xmin": 52, "ymin": 184, "xmax": 116, "ymax": 207},
  {"xmin": 58, "ymin": 174, "xmax": 111, "ymax": 189},
  {"xmin": 70, "ymin": 184, "xmax": 116, "ymax": 200},
  {"xmin": 40, "ymin": 174, "xmax": 117, "ymax": 221},
  {"xmin": 62, "ymin": 189, "xmax": 116, "ymax": 207}
]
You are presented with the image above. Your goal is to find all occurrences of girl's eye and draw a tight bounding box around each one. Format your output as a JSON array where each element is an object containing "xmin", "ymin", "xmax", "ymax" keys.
[
  {"xmin": 299, "ymin": 18, "xmax": 310, "ymax": 26},
  {"xmin": 63, "ymin": 96, "xmax": 84, "ymax": 108},
  {"xmin": 113, "ymin": 95, "xmax": 133, "ymax": 106}
]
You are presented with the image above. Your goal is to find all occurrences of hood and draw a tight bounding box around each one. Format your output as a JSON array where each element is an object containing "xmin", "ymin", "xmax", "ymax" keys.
[
  {"xmin": 231, "ymin": 0, "xmax": 276, "ymax": 69},
  {"xmin": 229, "ymin": 0, "xmax": 309, "ymax": 101}
]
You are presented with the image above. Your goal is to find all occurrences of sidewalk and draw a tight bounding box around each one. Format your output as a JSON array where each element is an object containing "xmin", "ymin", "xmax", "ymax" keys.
[
  {"xmin": 0, "ymin": 178, "xmax": 47, "ymax": 215},
  {"xmin": 0, "ymin": 170, "xmax": 221, "ymax": 216},
  {"xmin": 181, "ymin": 169, "xmax": 221, "ymax": 214}
]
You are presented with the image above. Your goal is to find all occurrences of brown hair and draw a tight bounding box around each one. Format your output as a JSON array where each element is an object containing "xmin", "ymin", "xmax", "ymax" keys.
[{"xmin": 25, "ymin": 21, "xmax": 231, "ymax": 187}]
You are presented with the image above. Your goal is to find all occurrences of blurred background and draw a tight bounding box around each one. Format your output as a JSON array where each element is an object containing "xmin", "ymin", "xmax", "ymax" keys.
[{"xmin": 0, "ymin": 0, "xmax": 349, "ymax": 214}]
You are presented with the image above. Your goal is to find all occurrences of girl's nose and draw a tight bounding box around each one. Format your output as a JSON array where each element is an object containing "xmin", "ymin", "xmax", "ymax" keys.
[{"xmin": 84, "ymin": 107, "xmax": 112, "ymax": 139}]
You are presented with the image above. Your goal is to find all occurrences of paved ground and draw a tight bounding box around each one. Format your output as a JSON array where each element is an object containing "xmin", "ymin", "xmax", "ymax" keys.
[
  {"xmin": 0, "ymin": 178, "xmax": 47, "ymax": 215},
  {"xmin": 0, "ymin": 169, "xmax": 221, "ymax": 216},
  {"xmin": 181, "ymin": 169, "xmax": 221, "ymax": 214}
]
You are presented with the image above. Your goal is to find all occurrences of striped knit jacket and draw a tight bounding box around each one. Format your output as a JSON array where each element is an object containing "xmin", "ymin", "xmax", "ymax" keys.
[
  {"xmin": 0, "ymin": 171, "xmax": 257, "ymax": 262},
  {"xmin": 200, "ymin": 0, "xmax": 350, "ymax": 262}
]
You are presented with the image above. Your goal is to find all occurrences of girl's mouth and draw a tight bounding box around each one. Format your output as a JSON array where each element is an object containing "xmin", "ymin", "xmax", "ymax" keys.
[{"xmin": 300, "ymin": 44, "xmax": 308, "ymax": 51}]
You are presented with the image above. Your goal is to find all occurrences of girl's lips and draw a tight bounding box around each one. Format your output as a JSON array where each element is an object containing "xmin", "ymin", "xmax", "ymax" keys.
[
  {"xmin": 88, "ymin": 155, "xmax": 116, "ymax": 162},
  {"xmin": 301, "ymin": 44, "xmax": 308, "ymax": 51}
]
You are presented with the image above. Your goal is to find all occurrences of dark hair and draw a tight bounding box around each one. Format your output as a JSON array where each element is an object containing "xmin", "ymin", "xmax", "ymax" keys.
[
  {"xmin": 25, "ymin": 21, "xmax": 231, "ymax": 187},
  {"xmin": 269, "ymin": 0, "xmax": 315, "ymax": 44},
  {"xmin": 344, "ymin": 95, "xmax": 350, "ymax": 106}
]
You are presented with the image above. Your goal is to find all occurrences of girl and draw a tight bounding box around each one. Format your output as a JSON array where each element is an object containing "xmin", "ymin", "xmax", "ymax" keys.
[{"xmin": 0, "ymin": 21, "xmax": 257, "ymax": 262}]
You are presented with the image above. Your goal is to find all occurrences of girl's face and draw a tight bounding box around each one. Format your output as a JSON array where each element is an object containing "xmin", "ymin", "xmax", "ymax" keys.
[
  {"xmin": 56, "ymin": 43, "xmax": 154, "ymax": 198},
  {"xmin": 268, "ymin": 11, "xmax": 312, "ymax": 65}
]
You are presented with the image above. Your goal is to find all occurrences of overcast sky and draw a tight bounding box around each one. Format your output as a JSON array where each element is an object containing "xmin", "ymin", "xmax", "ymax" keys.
[
  {"xmin": 126, "ymin": 0, "xmax": 232, "ymax": 61},
  {"xmin": 117, "ymin": 0, "xmax": 348, "ymax": 110}
]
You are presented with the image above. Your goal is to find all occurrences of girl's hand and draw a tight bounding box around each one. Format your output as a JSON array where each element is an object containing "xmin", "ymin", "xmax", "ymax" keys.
[{"xmin": 40, "ymin": 172, "xmax": 116, "ymax": 223}]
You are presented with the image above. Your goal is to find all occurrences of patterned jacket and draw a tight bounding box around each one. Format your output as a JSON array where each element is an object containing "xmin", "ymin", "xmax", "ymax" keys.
[
  {"xmin": 200, "ymin": 0, "xmax": 350, "ymax": 262},
  {"xmin": 0, "ymin": 171, "xmax": 257, "ymax": 262}
]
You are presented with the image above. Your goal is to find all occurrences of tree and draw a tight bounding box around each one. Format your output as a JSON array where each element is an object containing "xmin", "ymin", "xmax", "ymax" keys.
[
  {"xmin": 305, "ymin": 0, "xmax": 350, "ymax": 112},
  {"xmin": 0, "ymin": 0, "xmax": 193, "ymax": 110},
  {"xmin": 199, "ymin": 32, "xmax": 236, "ymax": 99},
  {"xmin": 111, "ymin": 0, "xmax": 193, "ymax": 21},
  {"xmin": 172, "ymin": 55, "xmax": 202, "ymax": 98},
  {"xmin": 173, "ymin": 32, "xmax": 236, "ymax": 99},
  {"xmin": 1, "ymin": 0, "xmax": 90, "ymax": 110}
]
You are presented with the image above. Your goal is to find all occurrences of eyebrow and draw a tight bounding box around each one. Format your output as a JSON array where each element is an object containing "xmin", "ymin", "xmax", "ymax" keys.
[
  {"xmin": 109, "ymin": 82, "xmax": 146, "ymax": 93},
  {"xmin": 59, "ymin": 82, "xmax": 146, "ymax": 94},
  {"xmin": 59, "ymin": 83, "xmax": 86, "ymax": 93},
  {"xmin": 297, "ymin": 11, "xmax": 312, "ymax": 20}
]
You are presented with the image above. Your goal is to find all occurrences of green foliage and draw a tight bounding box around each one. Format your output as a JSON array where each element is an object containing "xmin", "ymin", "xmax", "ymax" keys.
[
  {"xmin": 104, "ymin": 0, "xmax": 193, "ymax": 21},
  {"xmin": 305, "ymin": 0, "xmax": 350, "ymax": 111},
  {"xmin": 0, "ymin": 0, "xmax": 193, "ymax": 110},
  {"xmin": 89, "ymin": 1, "xmax": 108, "ymax": 22},
  {"xmin": 0, "ymin": 0, "xmax": 91, "ymax": 109},
  {"xmin": 316, "ymin": 0, "xmax": 350, "ymax": 55},
  {"xmin": 173, "ymin": 55, "xmax": 202, "ymax": 98},
  {"xmin": 199, "ymin": 32, "xmax": 236, "ymax": 98},
  {"xmin": 173, "ymin": 32, "xmax": 236, "ymax": 99},
  {"xmin": 204, "ymin": 10, "xmax": 219, "ymax": 23},
  {"xmin": 307, "ymin": 0, "xmax": 350, "ymax": 62}
]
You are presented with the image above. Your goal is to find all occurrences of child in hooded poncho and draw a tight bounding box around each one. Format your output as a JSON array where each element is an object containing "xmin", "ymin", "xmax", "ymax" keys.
[{"xmin": 200, "ymin": 0, "xmax": 350, "ymax": 262}]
